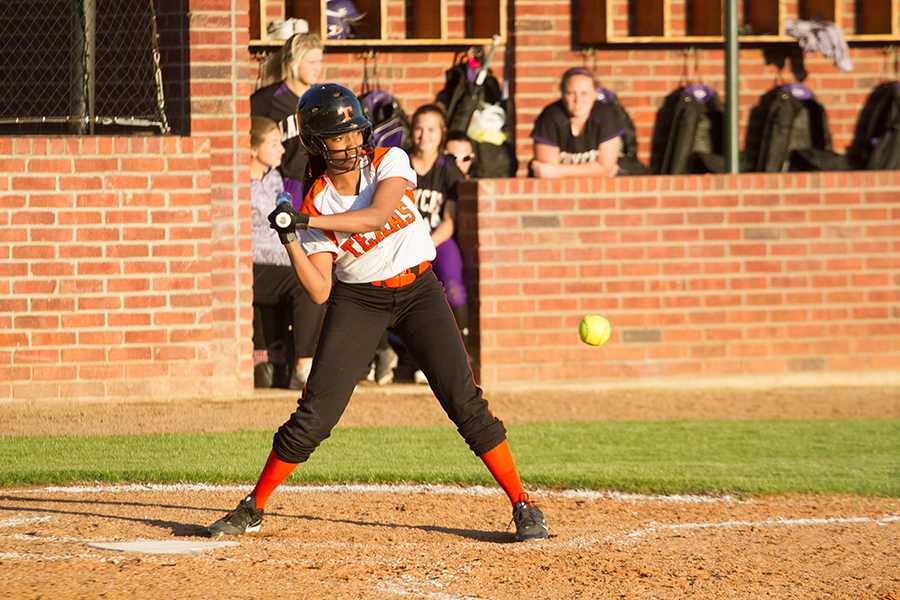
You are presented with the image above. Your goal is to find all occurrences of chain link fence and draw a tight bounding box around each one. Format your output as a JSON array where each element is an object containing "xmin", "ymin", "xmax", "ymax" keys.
[{"xmin": 0, "ymin": 0, "xmax": 169, "ymax": 134}]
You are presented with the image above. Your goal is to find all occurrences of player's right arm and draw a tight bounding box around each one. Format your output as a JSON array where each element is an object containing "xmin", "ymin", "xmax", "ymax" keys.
[
  {"xmin": 283, "ymin": 243, "xmax": 333, "ymax": 304},
  {"xmin": 307, "ymin": 176, "xmax": 408, "ymax": 234}
]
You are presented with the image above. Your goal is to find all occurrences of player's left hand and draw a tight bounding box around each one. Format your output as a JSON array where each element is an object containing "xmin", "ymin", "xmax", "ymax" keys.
[{"xmin": 268, "ymin": 204, "xmax": 309, "ymax": 244}]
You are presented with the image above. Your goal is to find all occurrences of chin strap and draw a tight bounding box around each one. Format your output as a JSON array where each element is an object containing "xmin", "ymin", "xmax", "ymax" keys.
[{"xmin": 323, "ymin": 144, "xmax": 373, "ymax": 175}]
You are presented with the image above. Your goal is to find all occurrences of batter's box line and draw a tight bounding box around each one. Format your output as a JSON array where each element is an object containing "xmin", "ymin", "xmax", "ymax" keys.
[
  {"xmin": 0, "ymin": 515, "xmax": 53, "ymax": 528},
  {"xmin": 10, "ymin": 483, "xmax": 740, "ymax": 504},
  {"xmin": 615, "ymin": 514, "xmax": 900, "ymax": 543},
  {"xmin": 0, "ymin": 551, "xmax": 107, "ymax": 562}
]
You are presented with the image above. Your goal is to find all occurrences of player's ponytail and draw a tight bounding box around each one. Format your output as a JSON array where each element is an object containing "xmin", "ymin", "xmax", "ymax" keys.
[{"xmin": 302, "ymin": 154, "xmax": 328, "ymax": 198}]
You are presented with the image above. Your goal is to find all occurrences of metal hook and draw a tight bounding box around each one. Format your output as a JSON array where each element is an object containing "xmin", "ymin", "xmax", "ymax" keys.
[
  {"xmin": 891, "ymin": 46, "xmax": 900, "ymax": 79},
  {"xmin": 693, "ymin": 47, "xmax": 701, "ymax": 84},
  {"xmin": 876, "ymin": 46, "xmax": 896, "ymax": 82},
  {"xmin": 578, "ymin": 47, "xmax": 598, "ymax": 75},
  {"xmin": 359, "ymin": 50, "xmax": 371, "ymax": 94},
  {"xmin": 679, "ymin": 47, "xmax": 691, "ymax": 86},
  {"xmin": 371, "ymin": 49, "xmax": 380, "ymax": 90}
]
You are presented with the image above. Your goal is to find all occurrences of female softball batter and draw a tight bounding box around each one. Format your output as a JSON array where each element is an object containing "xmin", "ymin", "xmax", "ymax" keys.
[{"xmin": 206, "ymin": 83, "xmax": 549, "ymax": 542}]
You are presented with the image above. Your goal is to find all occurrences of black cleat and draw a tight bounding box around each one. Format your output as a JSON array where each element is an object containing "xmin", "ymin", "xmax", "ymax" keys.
[
  {"xmin": 512, "ymin": 500, "xmax": 549, "ymax": 541},
  {"xmin": 206, "ymin": 495, "xmax": 263, "ymax": 537}
]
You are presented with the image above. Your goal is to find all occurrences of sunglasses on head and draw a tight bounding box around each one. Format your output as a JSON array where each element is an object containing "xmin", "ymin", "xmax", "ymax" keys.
[{"xmin": 447, "ymin": 153, "xmax": 473, "ymax": 163}]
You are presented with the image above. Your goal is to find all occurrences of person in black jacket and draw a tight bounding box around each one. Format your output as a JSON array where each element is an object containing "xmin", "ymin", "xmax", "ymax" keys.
[{"xmin": 251, "ymin": 33, "xmax": 324, "ymax": 206}]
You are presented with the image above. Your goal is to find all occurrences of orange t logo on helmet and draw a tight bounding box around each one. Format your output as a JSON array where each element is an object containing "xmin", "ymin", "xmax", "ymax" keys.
[{"xmin": 337, "ymin": 105, "xmax": 353, "ymax": 122}]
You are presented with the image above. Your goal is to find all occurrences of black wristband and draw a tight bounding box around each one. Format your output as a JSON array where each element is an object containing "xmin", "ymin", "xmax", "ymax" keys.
[{"xmin": 295, "ymin": 212, "xmax": 310, "ymax": 230}]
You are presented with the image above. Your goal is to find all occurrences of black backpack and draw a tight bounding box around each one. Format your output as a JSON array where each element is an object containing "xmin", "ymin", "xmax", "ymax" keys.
[
  {"xmin": 436, "ymin": 61, "xmax": 504, "ymax": 134},
  {"xmin": 650, "ymin": 84, "xmax": 724, "ymax": 174},
  {"xmin": 596, "ymin": 87, "xmax": 650, "ymax": 175},
  {"xmin": 358, "ymin": 89, "xmax": 412, "ymax": 151},
  {"xmin": 435, "ymin": 60, "xmax": 517, "ymax": 178},
  {"xmin": 846, "ymin": 81, "xmax": 900, "ymax": 170},
  {"xmin": 743, "ymin": 83, "xmax": 846, "ymax": 172}
]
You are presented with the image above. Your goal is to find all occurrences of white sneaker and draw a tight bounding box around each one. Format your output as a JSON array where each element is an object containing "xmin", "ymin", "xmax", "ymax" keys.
[
  {"xmin": 374, "ymin": 347, "xmax": 398, "ymax": 385},
  {"xmin": 413, "ymin": 370, "xmax": 428, "ymax": 385},
  {"xmin": 289, "ymin": 358, "xmax": 313, "ymax": 390}
]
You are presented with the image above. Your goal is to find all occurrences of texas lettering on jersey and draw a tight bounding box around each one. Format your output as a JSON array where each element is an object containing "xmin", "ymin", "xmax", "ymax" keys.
[{"xmin": 339, "ymin": 203, "xmax": 417, "ymax": 257}]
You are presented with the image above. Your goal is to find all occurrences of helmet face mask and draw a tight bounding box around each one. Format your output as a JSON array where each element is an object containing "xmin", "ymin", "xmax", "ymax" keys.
[
  {"xmin": 320, "ymin": 131, "xmax": 368, "ymax": 174},
  {"xmin": 298, "ymin": 83, "xmax": 373, "ymax": 174}
]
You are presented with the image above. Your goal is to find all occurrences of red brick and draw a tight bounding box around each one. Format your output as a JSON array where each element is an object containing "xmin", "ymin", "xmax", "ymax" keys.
[
  {"xmin": 78, "ymin": 365, "xmax": 125, "ymax": 380},
  {"xmin": 11, "ymin": 281, "xmax": 54, "ymax": 296},
  {"xmin": 28, "ymin": 159, "xmax": 73, "ymax": 173},
  {"xmin": 60, "ymin": 312, "xmax": 105, "ymax": 329},
  {"xmin": 106, "ymin": 175, "xmax": 149, "ymax": 190},
  {"xmin": 12, "ymin": 245, "xmax": 55, "ymax": 259},
  {"xmin": 75, "ymin": 192, "xmax": 117, "ymax": 207},
  {"xmin": 0, "ymin": 159, "xmax": 26, "ymax": 173},
  {"xmin": 13, "ymin": 176, "xmax": 56, "ymax": 191}
]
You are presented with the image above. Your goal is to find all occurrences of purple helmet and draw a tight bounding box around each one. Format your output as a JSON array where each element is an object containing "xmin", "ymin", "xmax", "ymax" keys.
[{"xmin": 326, "ymin": 0, "xmax": 365, "ymax": 40}]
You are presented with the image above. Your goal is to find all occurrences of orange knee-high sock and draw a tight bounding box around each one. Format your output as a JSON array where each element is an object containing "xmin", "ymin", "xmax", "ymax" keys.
[
  {"xmin": 250, "ymin": 449, "xmax": 298, "ymax": 509},
  {"xmin": 480, "ymin": 439, "xmax": 528, "ymax": 506}
]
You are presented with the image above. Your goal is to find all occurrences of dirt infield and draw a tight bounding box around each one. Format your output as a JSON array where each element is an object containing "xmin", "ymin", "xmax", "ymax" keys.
[
  {"xmin": 2, "ymin": 384, "xmax": 899, "ymax": 598},
  {"xmin": 1, "ymin": 486, "xmax": 898, "ymax": 599}
]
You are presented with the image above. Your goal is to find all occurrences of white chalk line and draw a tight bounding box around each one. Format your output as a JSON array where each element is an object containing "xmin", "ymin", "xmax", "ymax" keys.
[
  {"xmin": 375, "ymin": 575, "xmax": 485, "ymax": 600},
  {"xmin": 620, "ymin": 514, "xmax": 900, "ymax": 541},
  {"xmin": 0, "ymin": 516, "xmax": 53, "ymax": 528},
  {"xmin": 7, "ymin": 482, "xmax": 737, "ymax": 504},
  {"xmin": 1, "ymin": 532, "xmax": 86, "ymax": 544},
  {"xmin": 0, "ymin": 551, "xmax": 107, "ymax": 562}
]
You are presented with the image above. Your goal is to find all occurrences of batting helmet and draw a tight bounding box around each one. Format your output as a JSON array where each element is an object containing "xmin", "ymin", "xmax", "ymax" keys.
[{"xmin": 298, "ymin": 83, "xmax": 372, "ymax": 159}]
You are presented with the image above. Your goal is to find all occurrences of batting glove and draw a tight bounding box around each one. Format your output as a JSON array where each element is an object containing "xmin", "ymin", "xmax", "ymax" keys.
[{"xmin": 268, "ymin": 202, "xmax": 309, "ymax": 244}]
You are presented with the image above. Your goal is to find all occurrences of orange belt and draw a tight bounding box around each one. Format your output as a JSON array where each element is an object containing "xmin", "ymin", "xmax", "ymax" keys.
[{"xmin": 370, "ymin": 261, "xmax": 431, "ymax": 288}]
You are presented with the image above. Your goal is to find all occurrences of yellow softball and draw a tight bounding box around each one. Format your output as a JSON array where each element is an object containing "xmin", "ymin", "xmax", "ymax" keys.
[{"xmin": 579, "ymin": 315, "xmax": 611, "ymax": 346}]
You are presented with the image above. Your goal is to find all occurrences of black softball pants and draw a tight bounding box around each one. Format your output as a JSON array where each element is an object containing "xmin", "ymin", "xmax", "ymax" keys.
[{"xmin": 272, "ymin": 269, "xmax": 506, "ymax": 462}]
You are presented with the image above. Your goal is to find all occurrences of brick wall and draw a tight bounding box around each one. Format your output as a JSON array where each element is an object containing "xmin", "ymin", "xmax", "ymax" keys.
[
  {"xmin": 457, "ymin": 171, "xmax": 900, "ymax": 385},
  {"xmin": 1, "ymin": 0, "xmax": 253, "ymax": 402},
  {"xmin": 188, "ymin": 0, "xmax": 254, "ymax": 398},
  {"xmin": 0, "ymin": 137, "xmax": 216, "ymax": 400}
]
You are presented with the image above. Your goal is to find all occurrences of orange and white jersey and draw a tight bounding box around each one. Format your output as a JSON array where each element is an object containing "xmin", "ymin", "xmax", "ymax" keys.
[{"xmin": 298, "ymin": 147, "xmax": 436, "ymax": 284}]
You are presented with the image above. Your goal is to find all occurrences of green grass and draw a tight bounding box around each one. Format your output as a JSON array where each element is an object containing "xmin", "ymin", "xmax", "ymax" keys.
[{"xmin": 1, "ymin": 419, "xmax": 898, "ymax": 496}]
